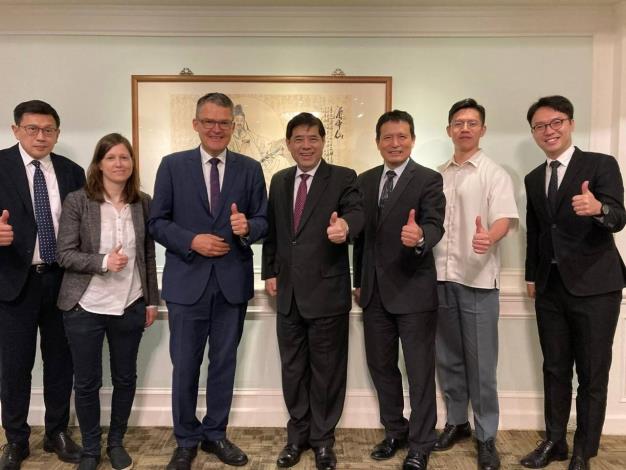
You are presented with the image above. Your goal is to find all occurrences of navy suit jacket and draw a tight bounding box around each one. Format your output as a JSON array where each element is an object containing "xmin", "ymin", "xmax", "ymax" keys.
[
  {"xmin": 525, "ymin": 147, "xmax": 626, "ymax": 295},
  {"xmin": 0, "ymin": 144, "xmax": 85, "ymax": 302},
  {"xmin": 148, "ymin": 147, "xmax": 267, "ymax": 305}
]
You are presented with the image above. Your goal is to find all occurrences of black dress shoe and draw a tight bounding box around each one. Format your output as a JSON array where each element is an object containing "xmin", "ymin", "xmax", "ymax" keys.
[
  {"xmin": 166, "ymin": 446, "xmax": 197, "ymax": 470},
  {"xmin": 477, "ymin": 438, "xmax": 500, "ymax": 470},
  {"xmin": 568, "ymin": 455, "xmax": 589, "ymax": 470},
  {"xmin": 201, "ymin": 438, "xmax": 248, "ymax": 466},
  {"xmin": 403, "ymin": 450, "xmax": 429, "ymax": 470},
  {"xmin": 0, "ymin": 443, "xmax": 30, "ymax": 470},
  {"xmin": 43, "ymin": 430, "xmax": 82, "ymax": 463},
  {"xmin": 277, "ymin": 443, "xmax": 308, "ymax": 468},
  {"xmin": 314, "ymin": 446, "xmax": 337, "ymax": 470},
  {"xmin": 370, "ymin": 437, "xmax": 406, "ymax": 460},
  {"xmin": 520, "ymin": 440, "xmax": 568, "ymax": 468},
  {"xmin": 433, "ymin": 422, "xmax": 472, "ymax": 451}
]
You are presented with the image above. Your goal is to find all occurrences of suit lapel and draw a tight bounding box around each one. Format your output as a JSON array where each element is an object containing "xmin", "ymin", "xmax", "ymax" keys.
[
  {"xmin": 283, "ymin": 166, "xmax": 296, "ymax": 235},
  {"xmin": 378, "ymin": 159, "xmax": 416, "ymax": 226},
  {"xmin": 51, "ymin": 154, "xmax": 70, "ymax": 200},
  {"xmin": 188, "ymin": 148, "xmax": 211, "ymax": 217},
  {"xmin": 87, "ymin": 198, "xmax": 102, "ymax": 252},
  {"xmin": 296, "ymin": 159, "xmax": 330, "ymax": 235},
  {"xmin": 218, "ymin": 150, "xmax": 238, "ymax": 219},
  {"xmin": 130, "ymin": 199, "xmax": 145, "ymax": 263},
  {"xmin": 5, "ymin": 146, "xmax": 34, "ymax": 218}
]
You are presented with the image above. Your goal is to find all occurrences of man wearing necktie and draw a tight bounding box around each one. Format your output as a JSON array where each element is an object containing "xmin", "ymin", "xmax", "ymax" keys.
[
  {"xmin": 353, "ymin": 110, "xmax": 446, "ymax": 470},
  {"xmin": 262, "ymin": 112, "xmax": 363, "ymax": 470},
  {"xmin": 522, "ymin": 95, "xmax": 626, "ymax": 470},
  {"xmin": 149, "ymin": 93, "xmax": 267, "ymax": 470},
  {"xmin": 0, "ymin": 100, "xmax": 85, "ymax": 469}
]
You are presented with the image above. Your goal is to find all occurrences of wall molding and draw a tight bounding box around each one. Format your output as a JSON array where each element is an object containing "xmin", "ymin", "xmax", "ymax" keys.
[
  {"xmin": 19, "ymin": 386, "xmax": 626, "ymax": 434},
  {"xmin": 0, "ymin": 4, "xmax": 617, "ymax": 37}
]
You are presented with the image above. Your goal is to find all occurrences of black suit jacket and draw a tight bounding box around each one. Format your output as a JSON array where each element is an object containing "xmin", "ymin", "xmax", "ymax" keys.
[
  {"xmin": 262, "ymin": 159, "xmax": 364, "ymax": 318},
  {"xmin": 0, "ymin": 144, "xmax": 85, "ymax": 302},
  {"xmin": 525, "ymin": 147, "xmax": 626, "ymax": 295},
  {"xmin": 354, "ymin": 158, "xmax": 445, "ymax": 314}
]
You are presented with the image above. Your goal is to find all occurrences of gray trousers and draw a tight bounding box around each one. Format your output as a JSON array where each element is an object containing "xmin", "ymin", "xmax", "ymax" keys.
[{"xmin": 435, "ymin": 281, "xmax": 500, "ymax": 442}]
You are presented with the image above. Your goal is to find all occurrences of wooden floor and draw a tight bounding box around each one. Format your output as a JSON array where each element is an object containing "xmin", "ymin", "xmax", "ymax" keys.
[{"xmin": 2, "ymin": 427, "xmax": 625, "ymax": 469}]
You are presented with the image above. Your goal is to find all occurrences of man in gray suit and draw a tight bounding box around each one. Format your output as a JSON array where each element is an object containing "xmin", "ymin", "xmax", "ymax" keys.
[{"xmin": 262, "ymin": 112, "xmax": 363, "ymax": 470}]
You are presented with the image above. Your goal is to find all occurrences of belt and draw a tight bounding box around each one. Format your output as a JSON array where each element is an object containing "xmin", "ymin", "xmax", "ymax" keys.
[{"xmin": 30, "ymin": 263, "xmax": 60, "ymax": 274}]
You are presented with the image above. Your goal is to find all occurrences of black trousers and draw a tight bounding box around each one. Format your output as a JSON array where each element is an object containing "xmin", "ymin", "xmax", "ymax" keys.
[
  {"xmin": 63, "ymin": 299, "xmax": 146, "ymax": 457},
  {"xmin": 535, "ymin": 266, "xmax": 621, "ymax": 459},
  {"xmin": 276, "ymin": 299, "xmax": 349, "ymax": 448},
  {"xmin": 0, "ymin": 266, "xmax": 73, "ymax": 445},
  {"xmin": 363, "ymin": 281, "xmax": 437, "ymax": 453}
]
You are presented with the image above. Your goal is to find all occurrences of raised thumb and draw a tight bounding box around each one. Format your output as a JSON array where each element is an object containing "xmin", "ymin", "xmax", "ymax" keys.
[
  {"xmin": 475, "ymin": 215, "xmax": 485, "ymax": 233},
  {"xmin": 329, "ymin": 211, "xmax": 338, "ymax": 225},
  {"xmin": 581, "ymin": 180, "xmax": 590, "ymax": 194},
  {"xmin": 0, "ymin": 210, "xmax": 9, "ymax": 224},
  {"xmin": 231, "ymin": 203, "xmax": 239, "ymax": 215}
]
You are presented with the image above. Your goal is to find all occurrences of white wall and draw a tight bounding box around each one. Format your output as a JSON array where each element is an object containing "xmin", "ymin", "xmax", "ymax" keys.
[{"xmin": 1, "ymin": 2, "xmax": 625, "ymax": 434}]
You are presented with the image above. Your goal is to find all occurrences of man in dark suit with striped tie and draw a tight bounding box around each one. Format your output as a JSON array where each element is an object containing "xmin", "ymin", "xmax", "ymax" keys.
[{"xmin": 0, "ymin": 100, "xmax": 85, "ymax": 469}]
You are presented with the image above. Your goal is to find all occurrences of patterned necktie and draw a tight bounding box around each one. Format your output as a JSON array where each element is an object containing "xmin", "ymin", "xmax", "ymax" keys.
[
  {"xmin": 378, "ymin": 170, "xmax": 396, "ymax": 209},
  {"xmin": 548, "ymin": 160, "xmax": 561, "ymax": 213},
  {"xmin": 32, "ymin": 160, "xmax": 56, "ymax": 264},
  {"xmin": 209, "ymin": 157, "xmax": 220, "ymax": 217},
  {"xmin": 293, "ymin": 174, "xmax": 310, "ymax": 232}
]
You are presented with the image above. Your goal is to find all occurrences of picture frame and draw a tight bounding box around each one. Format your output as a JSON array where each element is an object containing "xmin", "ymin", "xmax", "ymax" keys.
[{"xmin": 131, "ymin": 75, "xmax": 392, "ymax": 192}]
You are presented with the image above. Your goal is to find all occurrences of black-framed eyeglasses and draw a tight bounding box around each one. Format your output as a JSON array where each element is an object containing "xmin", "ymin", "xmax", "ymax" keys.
[
  {"xmin": 530, "ymin": 118, "xmax": 571, "ymax": 133},
  {"xmin": 197, "ymin": 119, "xmax": 233, "ymax": 130},
  {"xmin": 19, "ymin": 125, "xmax": 59, "ymax": 137}
]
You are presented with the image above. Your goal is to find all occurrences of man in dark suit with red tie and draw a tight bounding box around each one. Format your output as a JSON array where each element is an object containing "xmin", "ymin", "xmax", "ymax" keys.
[
  {"xmin": 0, "ymin": 100, "xmax": 85, "ymax": 469},
  {"xmin": 521, "ymin": 95, "xmax": 626, "ymax": 470},
  {"xmin": 262, "ymin": 112, "xmax": 363, "ymax": 470},
  {"xmin": 353, "ymin": 110, "xmax": 446, "ymax": 470}
]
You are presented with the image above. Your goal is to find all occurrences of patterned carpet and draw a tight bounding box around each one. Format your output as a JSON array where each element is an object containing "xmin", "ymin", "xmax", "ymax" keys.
[{"xmin": 2, "ymin": 427, "xmax": 625, "ymax": 469}]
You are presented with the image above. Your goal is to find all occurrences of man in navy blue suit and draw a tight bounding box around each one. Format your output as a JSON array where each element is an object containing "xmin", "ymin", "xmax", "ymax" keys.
[{"xmin": 149, "ymin": 92, "xmax": 267, "ymax": 470}]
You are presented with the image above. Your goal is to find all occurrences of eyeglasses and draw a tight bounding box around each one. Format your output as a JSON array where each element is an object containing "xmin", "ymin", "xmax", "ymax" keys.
[
  {"xmin": 197, "ymin": 119, "xmax": 233, "ymax": 130},
  {"xmin": 530, "ymin": 118, "xmax": 570, "ymax": 133},
  {"xmin": 19, "ymin": 125, "xmax": 59, "ymax": 137},
  {"xmin": 450, "ymin": 120, "xmax": 482, "ymax": 130}
]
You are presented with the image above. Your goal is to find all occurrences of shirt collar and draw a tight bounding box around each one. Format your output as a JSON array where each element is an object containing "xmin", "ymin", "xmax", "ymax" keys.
[
  {"xmin": 19, "ymin": 143, "xmax": 52, "ymax": 169},
  {"xmin": 546, "ymin": 145, "xmax": 574, "ymax": 168},
  {"xmin": 295, "ymin": 159, "xmax": 322, "ymax": 179},
  {"xmin": 200, "ymin": 146, "xmax": 227, "ymax": 165},
  {"xmin": 383, "ymin": 156, "xmax": 410, "ymax": 176},
  {"xmin": 442, "ymin": 149, "xmax": 484, "ymax": 171}
]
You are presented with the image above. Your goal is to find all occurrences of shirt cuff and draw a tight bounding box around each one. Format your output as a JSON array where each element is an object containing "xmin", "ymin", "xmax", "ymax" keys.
[{"xmin": 101, "ymin": 254, "xmax": 109, "ymax": 273}]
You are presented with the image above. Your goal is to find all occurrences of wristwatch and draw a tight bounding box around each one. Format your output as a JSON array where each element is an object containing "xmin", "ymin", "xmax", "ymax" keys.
[{"xmin": 601, "ymin": 203, "xmax": 610, "ymax": 216}]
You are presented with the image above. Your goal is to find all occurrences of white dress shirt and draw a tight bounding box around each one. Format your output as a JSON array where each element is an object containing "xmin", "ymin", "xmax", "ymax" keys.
[
  {"xmin": 435, "ymin": 150, "xmax": 519, "ymax": 289},
  {"xmin": 293, "ymin": 160, "xmax": 322, "ymax": 208},
  {"xmin": 377, "ymin": 157, "xmax": 410, "ymax": 200},
  {"xmin": 544, "ymin": 145, "xmax": 575, "ymax": 193},
  {"xmin": 79, "ymin": 199, "xmax": 142, "ymax": 315},
  {"xmin": 19, "ymin": 144, "xmax": 62, "ymax": 265}
]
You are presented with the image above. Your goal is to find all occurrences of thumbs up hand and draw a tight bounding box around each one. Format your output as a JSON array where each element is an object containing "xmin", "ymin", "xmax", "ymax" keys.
[
  {"xmin": 230, "ymin": 203, "xmax": 249, "ymax": 236},
  {"xmin": 107, "ymin": 244, "xmax": 128, "ymax": 272},
  {"xmin": 0, "ymin": 209, "xmax": 13, "ymax": 246},
  {"xmin": 401, "ymin": 209, "xmax": 423, "ymax": 247},
  {"xmin": 572, "ymin": 180, "xmax": 602, "ymax": 217},
  {"xmin": 327, "ymin": 211, "xmax": 349, "ymax": 244},
  {"xmin": 472, "ymin": 215, "xmax": 492, "ymax": 254}
]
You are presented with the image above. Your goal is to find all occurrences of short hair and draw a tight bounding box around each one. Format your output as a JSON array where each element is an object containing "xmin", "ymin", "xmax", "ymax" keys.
[
  {"xmin": 375, "ymin": 110, "xmax": 415, "ymax": 141},
  {"xmin": 85, "ymin": 133, "xmax": 141, "ymax": 204},
  {"xmin": 448, "ymin": 98, "xmax": 486, "ymax": 125},
  {"xmin": 14, "ymin": 100, "xmax": 60, "ymax": 128},
  {"xmin": 285, "ymin": 112, "xmax": 326, "ymax": 140},
  {"xmin": 526, "ymin": 95, "xmax": 574, "ymax": 124},
  {"xmin": 196, "ymin": 92, "xmax": 234, "ymax": 117}
]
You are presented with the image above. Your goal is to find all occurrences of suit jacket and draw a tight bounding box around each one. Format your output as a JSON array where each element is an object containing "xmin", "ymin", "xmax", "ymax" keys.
[
  {"xmin": 525, "ymin": 147, "xmax": 626, "ymax": 296},
  {"xmin": 0, "ymin": 144, "xmax": 85, "ymax": 302},
  {"xmin": 261, "ymin": 160, "xmax": 364, "ymax": 318},
  {"xmin": 56, "ymin": 188, "xmax": 159, "ymax": 311},
  {"xmin": 354, "ymin": 158, "xmax": 445, "ymax": 314},
  {"xmin": 148, "ymin": 147, "xmax": 267, "ymax": 305}
]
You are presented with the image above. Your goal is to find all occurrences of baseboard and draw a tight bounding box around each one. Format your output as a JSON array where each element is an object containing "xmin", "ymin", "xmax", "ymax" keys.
[{"xmin": 16, "ymin": 387, "xmax": 624, "ymax": 435}]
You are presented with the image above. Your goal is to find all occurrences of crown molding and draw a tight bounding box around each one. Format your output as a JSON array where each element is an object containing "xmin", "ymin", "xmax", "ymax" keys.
[{"xmin": 0, "ymin": 4, "xmax": 617, "ymax": 37}]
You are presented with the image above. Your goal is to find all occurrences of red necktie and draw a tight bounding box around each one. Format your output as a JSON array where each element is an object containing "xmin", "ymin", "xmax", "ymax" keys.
[{"xmin": 293, "ymin": 174, "xmax": 310, "ymax": 232}]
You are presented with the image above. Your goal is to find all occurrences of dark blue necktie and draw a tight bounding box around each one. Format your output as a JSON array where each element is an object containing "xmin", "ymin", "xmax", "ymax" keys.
[
  {"xmin": 32, "ymin": 160, "xmax": 56, "ymax": 264},
  {"xmin": 209, "ymin": 157, "xmax": 221, "ymax": 216}
]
